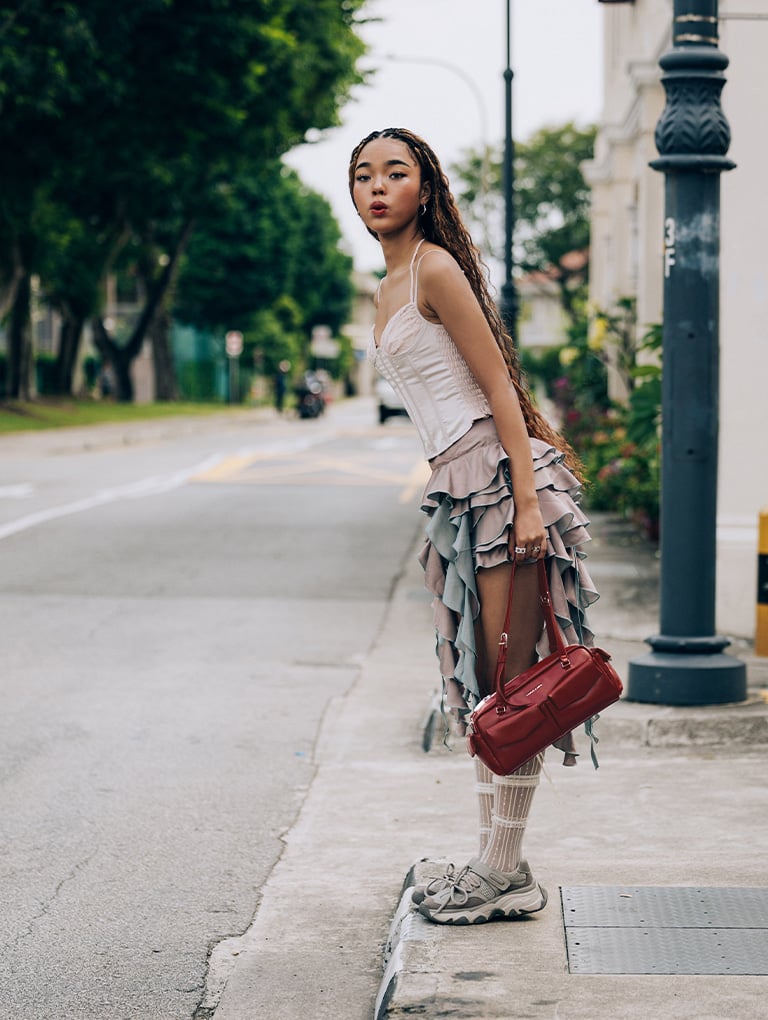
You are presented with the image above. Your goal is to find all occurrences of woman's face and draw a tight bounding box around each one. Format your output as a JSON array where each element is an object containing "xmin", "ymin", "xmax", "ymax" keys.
[{"xmin": 352, "ymin": 136, "xmax": 429, "ymax": 236}]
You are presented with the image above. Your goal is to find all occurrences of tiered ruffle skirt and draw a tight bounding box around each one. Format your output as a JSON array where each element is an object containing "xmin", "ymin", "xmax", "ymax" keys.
[{"xmin": 417, "ymin": 417, "xmax": 599, "ymax": 766}]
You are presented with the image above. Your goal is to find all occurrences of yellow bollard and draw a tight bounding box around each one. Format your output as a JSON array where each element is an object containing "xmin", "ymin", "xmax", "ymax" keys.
[{"xmin": 757, "ymin": 508, "xmax": 768, "ymax": 657}]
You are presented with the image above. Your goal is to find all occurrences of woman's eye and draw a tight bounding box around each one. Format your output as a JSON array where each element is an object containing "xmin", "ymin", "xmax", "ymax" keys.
[
  {"xmin": 355, "ymin": 173, "xmax": 370, "ymax": 182},
  {"xmin": 390, "ymin": 172, "xmax": 405, "ymax": 179}
]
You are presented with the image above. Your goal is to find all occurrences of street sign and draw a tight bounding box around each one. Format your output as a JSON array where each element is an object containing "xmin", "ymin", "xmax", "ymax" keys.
[{"xmin": 225, "ymin": 330, "xmax": 243, "ymax": 358}]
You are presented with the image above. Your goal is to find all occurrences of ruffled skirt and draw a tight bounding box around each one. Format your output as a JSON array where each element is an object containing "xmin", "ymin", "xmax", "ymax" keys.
[{"xmin": 417, "ymin": 417, "xmax": 599, "ymax": 765}]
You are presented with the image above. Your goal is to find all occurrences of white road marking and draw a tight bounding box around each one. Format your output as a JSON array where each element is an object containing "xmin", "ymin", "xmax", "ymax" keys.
[
  {"xmin": 0, "ymin": 455, "xmax": 221, "ymax": 542},
  {"xmin": 0, "ymin": 484, "xmax": 34, "ymax": 498}
]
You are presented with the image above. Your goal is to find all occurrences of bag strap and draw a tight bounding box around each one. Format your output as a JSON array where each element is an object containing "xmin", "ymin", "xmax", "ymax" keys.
[
  {"xmin": 537, "ymin": 559, "xmax": 565, "ymax": 658},
  {"xmin": 493, "ymin": 559, "xmax": 567, "ymax": 703}
]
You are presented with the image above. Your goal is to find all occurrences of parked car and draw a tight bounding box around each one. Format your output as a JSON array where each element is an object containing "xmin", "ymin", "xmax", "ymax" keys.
[{"xmin": 375, "ymin": 376, "xmax": 409, "ymax": 425}]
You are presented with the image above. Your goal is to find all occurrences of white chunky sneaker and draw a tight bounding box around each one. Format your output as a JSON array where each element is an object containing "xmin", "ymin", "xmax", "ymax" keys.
[
  {"xmin": 418, "ymin": 857, "xmax": 547, "ymax": 925},
  {"xmin": 411, "ymin": 859, "xmax": 532, "ymax": 906}
]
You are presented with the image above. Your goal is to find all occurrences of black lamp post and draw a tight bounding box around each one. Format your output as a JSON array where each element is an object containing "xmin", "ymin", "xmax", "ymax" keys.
[
  {"xmin": 498, "ymin": 0, "xmax": 518, "ymax": 341},
  {"xmin": 627, "ymin": 0, "xmax": 746, "ymax": 705}
]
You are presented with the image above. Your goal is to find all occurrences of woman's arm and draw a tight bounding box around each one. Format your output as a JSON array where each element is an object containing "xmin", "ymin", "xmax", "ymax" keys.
[{"xmin": 418, "ymin": 252, "xmax": 547, "ymax": 558}]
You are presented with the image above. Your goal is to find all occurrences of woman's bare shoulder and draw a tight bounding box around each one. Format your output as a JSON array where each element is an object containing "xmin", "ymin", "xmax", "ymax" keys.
[
  {"xmin": 416, "ymin": 245, "xmax": 465, "ymax": 286},
  {"xmin": 418, "ymin": 243, "xmax": 458, "ymax": 268},
  {"xmin": 417, "ymin": 245, "xmax": 471, "ymax": 299}
]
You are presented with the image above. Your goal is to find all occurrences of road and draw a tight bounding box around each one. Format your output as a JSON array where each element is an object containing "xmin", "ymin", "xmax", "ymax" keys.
[{"xmin": 0, "ymin": 399, "xmax": 426, "ymax": 1020}]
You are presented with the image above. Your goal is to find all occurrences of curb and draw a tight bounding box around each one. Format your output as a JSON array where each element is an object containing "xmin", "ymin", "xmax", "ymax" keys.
[
  {"xmin": 376, "ymin": 863, "xmax": 447, "ymax": 1020},
  {"xmin": 598, "ymin": 691, "xmax": 768, "ymax": 751}
]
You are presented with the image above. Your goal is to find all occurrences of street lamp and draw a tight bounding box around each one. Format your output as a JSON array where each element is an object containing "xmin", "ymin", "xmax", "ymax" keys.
[
  {"xmin": 627, "ymin": 0, "xmax": 746, "ymax": 705},
  {"xmin": 383, "ymin": 54, "xmax": 492, "ymax": 249},
  {"xmin": 497, "ymin": 0, "xmax": 518, "ymax": 341}
]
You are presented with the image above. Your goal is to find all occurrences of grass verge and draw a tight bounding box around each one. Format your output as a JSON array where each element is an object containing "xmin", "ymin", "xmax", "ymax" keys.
[{"xmin": 0, "ymin": 399, "xmax": 251, "ymax": 435}]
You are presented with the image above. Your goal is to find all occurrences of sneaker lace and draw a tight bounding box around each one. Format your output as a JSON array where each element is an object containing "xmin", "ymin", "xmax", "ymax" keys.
[
  {"xmin": 425, "ymin": 863, "xmax": 456, "ymax": 894},
  {"xmin": 436, "ymin": 865, "xmax": 484, "ymax": 908}
]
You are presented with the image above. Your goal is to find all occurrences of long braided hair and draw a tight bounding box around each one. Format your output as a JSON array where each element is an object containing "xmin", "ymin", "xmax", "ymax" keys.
[{"xmin": 348, "ymin": 127, "xmax": 583, "ymax": 480}]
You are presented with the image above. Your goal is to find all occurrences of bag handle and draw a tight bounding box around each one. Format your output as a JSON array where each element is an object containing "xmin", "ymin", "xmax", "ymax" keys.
[{"xmin": 493, "ymin": 559, "xmax": 568, "ymax": 707}]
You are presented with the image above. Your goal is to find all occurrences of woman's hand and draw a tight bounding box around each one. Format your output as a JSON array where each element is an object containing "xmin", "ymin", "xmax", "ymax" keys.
[{"xmin": 510, "ymin": 505, "xmax": 547, "ymax": 562}]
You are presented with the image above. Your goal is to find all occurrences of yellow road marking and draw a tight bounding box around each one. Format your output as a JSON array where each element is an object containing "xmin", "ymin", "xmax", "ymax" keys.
[
  {"xmin": 191, "ymin": 450, "xmax": 427, "ymax": 502},
  {"xmin": 191, "ymin": 453, "xmax": 262, "ymax": 482}
]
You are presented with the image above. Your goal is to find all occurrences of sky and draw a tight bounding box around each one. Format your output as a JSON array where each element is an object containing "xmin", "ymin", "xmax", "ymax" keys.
[{"xmin": 286, "ymin": 0, "xmax": 605, "ymax": 272}]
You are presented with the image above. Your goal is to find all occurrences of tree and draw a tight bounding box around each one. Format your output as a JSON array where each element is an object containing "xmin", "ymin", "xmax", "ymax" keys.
[
  {"xmin": 174, "ymin": 162, "xmax": 353, "ymax": 352},
  {"xmin": 0, "ymin": 0, "xmax": 366, "ymax": 400},
  {"xmin": 452, "ymin": 122, "xmax": 596, "ymax": 322},
  {"xmin": 0, "ymin": 1, "xmax": 98, "ymax": 397},
  {"xmin": 513, "ymin": 124, "xmax": 595, "ymax": 269},
  {"xmin": 174, "ymin": 164, "xmax": 306, "ymax": 334}
]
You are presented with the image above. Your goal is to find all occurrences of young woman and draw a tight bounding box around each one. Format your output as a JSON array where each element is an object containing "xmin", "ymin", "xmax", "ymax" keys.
[{"xmin": 349, "ymin": 128, "xmax": 597, "ymax": 925}]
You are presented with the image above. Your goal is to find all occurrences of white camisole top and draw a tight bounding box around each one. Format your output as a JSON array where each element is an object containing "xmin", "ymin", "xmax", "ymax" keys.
[{"xmin": 369, "ymin": 239, "xmax": 491, "ymax": 459}]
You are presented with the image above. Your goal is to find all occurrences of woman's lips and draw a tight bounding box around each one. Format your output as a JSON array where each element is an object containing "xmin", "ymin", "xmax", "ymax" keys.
[{"xmin": 369, "ymin": 203, "xmax": 388, "ymax": 216}]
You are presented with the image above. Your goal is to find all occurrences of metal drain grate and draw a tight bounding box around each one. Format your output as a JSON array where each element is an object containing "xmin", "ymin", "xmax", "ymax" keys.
[{"xmin": 561, "ymin": 886, "xmax": 768, "ymax": 975}]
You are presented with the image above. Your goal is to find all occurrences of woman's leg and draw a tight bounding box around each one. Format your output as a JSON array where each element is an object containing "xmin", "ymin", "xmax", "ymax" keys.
[
  {"xmin": 474, "ymin": 758, "xmax": 495, "ymax": 854},
  {"xmin": 482, "ymin": 753, "xmax": 544, "ymax": 873},
  {"xmin": 417, "ymin": 562, "xmax": 549, "ymax": 922},
  {"xmin": 475, "ymin": 562, "xmax": 544, "ymax": 875},
  {"xmin": 474, "ymin": 561, "xmax": 542, "ymax": 699}
]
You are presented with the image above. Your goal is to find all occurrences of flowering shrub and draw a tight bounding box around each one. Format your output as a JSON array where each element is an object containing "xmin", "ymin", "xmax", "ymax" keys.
[
  {"xmin": 580, "ymin": 412, "xmax": 660, "ymax": 540},
  {"xmin": 526, "ymin": 300, "xmax": 661, "ymax": 541}
]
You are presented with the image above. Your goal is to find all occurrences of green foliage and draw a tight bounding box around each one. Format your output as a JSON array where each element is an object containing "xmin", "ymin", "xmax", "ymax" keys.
[
  {"xmin": 542, "ymin": 310, "xmax": 662, "ymax": 540},
  {"xmin": 174, "ymin": 163, "xmax": 353, "ymax": 345},
  {"xmin": 178, "ymin": 361, "xmax": 219, "ymax": 402},
  {"xmin": 520, "ymin": 345, "xmax": 564, "ymax": 395},
  {"xmin": 289, "ymin": 188, "xmax": 355, "ymax": 336},
  {"xmin": 588, "ymin": 296, "xmax": 643, "ymax": 395},
  {"xmin": 34, "ymin": 352, "xmax": 58, "ymax": 395},
  {"xmin": 82, "ymin": 356, "xmax": 99, "ymax": 390},
  {"xmin": 246, "ymin": 299, "xmax": 304, "ymax": 380},
  {"xmin": 513, "ymin": 123, "xmax": 596, "ymax": 274},
  {"xmin": 331, "ymin": 333, "xmax": 355, "ymax": 384},
  {"xmin": 451, "ymin": 122, "xmax": 596, "ymax": 321},
  {"xmin": 0, "ymin": 351, "xmax": 101, "ymax": 396}
]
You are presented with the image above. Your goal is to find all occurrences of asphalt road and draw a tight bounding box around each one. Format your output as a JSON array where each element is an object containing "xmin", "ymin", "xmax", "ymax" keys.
[{"xmin": 0, "ymin": 399, "xmax": 425, "ymax": 1020}]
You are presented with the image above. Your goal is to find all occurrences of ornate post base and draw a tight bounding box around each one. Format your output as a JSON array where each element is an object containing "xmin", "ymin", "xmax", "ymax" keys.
[{"xmin": 629, "ymin": 638, "xmax": 746, "ymax": 705}]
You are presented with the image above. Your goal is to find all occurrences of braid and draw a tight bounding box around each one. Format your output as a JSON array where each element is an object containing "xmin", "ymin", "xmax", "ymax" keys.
[{"xmin": 349, "ymin": 128, "xmax": 584, "ymax": 482}]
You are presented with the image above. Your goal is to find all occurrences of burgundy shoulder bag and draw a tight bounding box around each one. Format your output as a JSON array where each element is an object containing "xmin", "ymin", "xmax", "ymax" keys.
[{"xmin": 466, "ymin": 559, "xmax": 623, "ymax": 775}]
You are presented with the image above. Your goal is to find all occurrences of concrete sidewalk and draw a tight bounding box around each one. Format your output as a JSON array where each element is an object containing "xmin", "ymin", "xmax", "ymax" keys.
[{"xmin": 209, "ymin": 513, "xmax": 768, "ymax": 1020}]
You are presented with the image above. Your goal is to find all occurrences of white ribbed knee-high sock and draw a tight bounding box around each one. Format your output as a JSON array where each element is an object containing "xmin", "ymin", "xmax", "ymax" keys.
[
  {"xmin": 480, "ymin": 752, "xmax": 543, "ymax": 874},
  {"xmin": 474, "ymin": 759, "xmax": 494, "ymax": 854}
]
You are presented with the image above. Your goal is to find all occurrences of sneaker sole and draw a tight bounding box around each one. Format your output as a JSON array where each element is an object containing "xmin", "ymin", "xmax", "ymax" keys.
[{"xmin": 418, "ymin": 883, "xmax": 548, "ymax": 925}]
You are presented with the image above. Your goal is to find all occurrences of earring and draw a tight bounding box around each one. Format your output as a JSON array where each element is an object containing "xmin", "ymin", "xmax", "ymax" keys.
[{"xmin": 420, "ymin": 203, "xmax": 427, "ymax": 216}]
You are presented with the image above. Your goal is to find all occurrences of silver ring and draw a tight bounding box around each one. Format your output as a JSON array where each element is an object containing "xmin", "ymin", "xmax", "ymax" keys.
[{"xmin": 514, "ymin": 546, "xmax": 527, "ymax": 555}]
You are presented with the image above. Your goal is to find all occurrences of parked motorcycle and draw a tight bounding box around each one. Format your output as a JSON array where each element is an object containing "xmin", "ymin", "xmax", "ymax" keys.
[{"xmin": 294, "ymin": 371, "xmax": 326, "ymax": 419}]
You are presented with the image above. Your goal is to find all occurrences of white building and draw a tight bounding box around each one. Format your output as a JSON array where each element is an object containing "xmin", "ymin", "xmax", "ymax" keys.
[
  {"xmin": 517, "ymin": 269, "xmax": 571, "ymax": 353},
  {"xmin": 345, "ymin": 270, "xmax": 379, "ymax": 397},
  {"xmin": 586, "ymin": 0, "xmax": 768, "ymax": 640}
]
